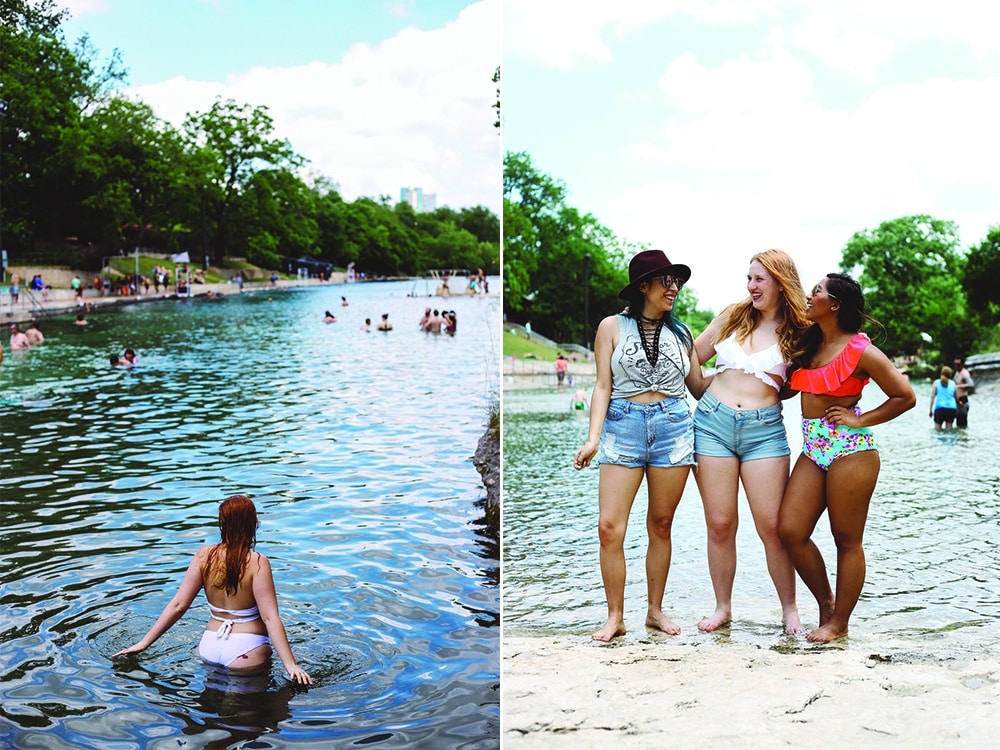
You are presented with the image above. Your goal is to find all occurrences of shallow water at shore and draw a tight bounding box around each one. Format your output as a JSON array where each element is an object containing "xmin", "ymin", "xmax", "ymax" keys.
[
  {"xmin": 1, "ymin": 282, "xmax": 501, "ymax": 749},
  {"xmin": 503, "ymin": 384, "xmax": 1000, "ymax": 662}
]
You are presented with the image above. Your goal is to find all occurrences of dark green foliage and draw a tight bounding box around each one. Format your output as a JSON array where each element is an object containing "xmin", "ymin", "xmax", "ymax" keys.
[
  {"xmin": 503, "ymin": 151, "xmax": 715, "ymax": 346},
  {"xmin": 0, "ymin": 0, "xmax": 499, "ymax": 277}
]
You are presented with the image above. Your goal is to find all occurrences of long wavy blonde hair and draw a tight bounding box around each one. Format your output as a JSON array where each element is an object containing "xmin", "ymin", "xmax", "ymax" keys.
[{"xmin": 714, "ymin": 249, "xmax": 808, "ymax": 360}]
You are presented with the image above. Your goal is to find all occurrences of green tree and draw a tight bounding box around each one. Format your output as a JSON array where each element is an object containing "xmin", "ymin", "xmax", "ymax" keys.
[
  {"xmin": 963, "ymin": 225, "xmax": 1000, "ymax": 325},
  {"xmin": 840, "ymin": 215, "xmax": 969, "ymax": 357},
  {"xmin": 183, "ymin": 98, "xmax": 303, "ymax": 265},
  {"xmin": 1, "ymin": 0, "xmax": 91, "ymax": 250}
]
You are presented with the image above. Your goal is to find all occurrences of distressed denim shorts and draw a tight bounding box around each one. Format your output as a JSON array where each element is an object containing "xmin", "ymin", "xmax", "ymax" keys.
[
  {"xmin": 598, "ymin": 397, "xmax": 695, "ymax": 468},
  {"xmin": 694, "ymin": 390, "xmax": 789, "ymax": 461}
]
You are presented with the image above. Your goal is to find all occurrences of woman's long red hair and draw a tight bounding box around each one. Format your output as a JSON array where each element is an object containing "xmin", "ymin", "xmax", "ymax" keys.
[{"xmin": 205, "ymin": 494, "xmax": 257, "ymax": 595}]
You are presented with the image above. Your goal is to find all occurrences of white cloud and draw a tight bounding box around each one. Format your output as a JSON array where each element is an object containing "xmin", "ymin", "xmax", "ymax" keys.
[
  {"xmin": 658, "ymin": 47, "xmax": 813, "ymax": 115},
  {"xmin": 124, "ymin": 0, "xmax": 501, "ymax": 211}
]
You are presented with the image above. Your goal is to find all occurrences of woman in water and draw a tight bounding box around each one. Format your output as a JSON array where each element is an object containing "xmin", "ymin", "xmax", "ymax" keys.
[
  {"xmin": 574, "ymin": 249, "xmax": 708, "ymax": 642},
  {"xmin": 692, "ymin": 249, "xmax": 809, "ymax": 634},
  {"xmin": 113, "ymin": 494, "xmax": 313, "ymax": 684},
  {"xmin": 779, "ymin": 273, "xmax": 915, "ymax": 642}
]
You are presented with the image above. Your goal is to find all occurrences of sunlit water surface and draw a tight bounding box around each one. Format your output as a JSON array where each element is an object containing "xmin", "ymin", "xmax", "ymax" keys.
[
  {"xmin": 503, "ymin": 383, "xmax": 1000, "ymax": 662},
  {"xmin": 1, "ymin": 282, "xmax": 500, "ymax": 749}
]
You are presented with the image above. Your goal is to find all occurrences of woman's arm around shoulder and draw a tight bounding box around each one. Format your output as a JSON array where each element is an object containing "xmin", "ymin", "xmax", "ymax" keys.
[
  {"xmin": 111, "ymin": 547, "xmax": 209, "ymax": 658},
  {"xmin": 251, "ymin": 553, "xmax": 314, "ymax": 685},
  {"xmin": 693, "ymin": 307, "xmax": 731, "ymax": 367},
  {"xmin": 684, "ymin": 346, "xmax": 712, "ymax": 400}
]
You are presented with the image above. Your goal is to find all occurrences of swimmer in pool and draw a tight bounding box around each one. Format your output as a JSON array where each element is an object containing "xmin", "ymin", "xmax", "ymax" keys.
[{"xmin": 112, "ymin": 494, "xmax": 313, "ymax": 684}]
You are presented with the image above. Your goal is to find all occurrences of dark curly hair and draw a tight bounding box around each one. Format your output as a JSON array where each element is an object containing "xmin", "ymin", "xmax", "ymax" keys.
[{"xmin": 790, "ymin": 273, "xmax": 882, "ymax": 372}]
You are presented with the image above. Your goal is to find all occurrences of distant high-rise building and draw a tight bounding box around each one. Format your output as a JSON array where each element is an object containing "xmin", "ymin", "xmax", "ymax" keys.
[{"xmin": 400, "ymin": 186, "xmax": 437, "ymax": 212}]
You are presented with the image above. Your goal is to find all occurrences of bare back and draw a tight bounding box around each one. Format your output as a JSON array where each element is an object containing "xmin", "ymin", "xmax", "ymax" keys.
[{"xmin": 198, "ymin": 545, "xmax": 267, "ymax": 635}]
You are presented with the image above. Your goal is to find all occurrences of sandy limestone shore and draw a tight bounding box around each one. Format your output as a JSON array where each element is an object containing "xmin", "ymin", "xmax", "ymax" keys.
[{"xmin": 502, "ymin": 635, "xmax": 998, "ymax": 748}]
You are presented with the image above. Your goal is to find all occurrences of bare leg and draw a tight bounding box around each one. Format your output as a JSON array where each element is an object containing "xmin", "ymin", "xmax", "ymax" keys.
[
  {"xmin": 742, "ymin": 456, "xmax": 803, "ymax": 634},
  {"xmin": 807, "ymin": 451, "xmax": 879, "ymax": 643},
  {"xmin": 693, "ymin": 455, "xmax": 739, "ymax": 631},
  {"xmin": 778, "ymin": 455, "xmax": 833, "ymax": 630},
  {"xmin": 593, "ymin": 464, "xmax": 645, "ymax": 641},
  {"xmin": 643, "ymin": 465, "xmax": 690, "ymax": 635}
]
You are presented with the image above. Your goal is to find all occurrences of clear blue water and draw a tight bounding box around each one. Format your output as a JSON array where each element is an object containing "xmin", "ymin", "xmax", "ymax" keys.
[
  {"xmin": 503, "ymin": 382, "xmax": 1000, "ymax": 662},
  {"xmin": 1, "ymin": 281, "xmax": 500, "ymax": 749}
]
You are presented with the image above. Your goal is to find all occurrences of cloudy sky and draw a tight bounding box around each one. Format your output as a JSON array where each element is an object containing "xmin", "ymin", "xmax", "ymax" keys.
[
  {"xmin": 57, "ymin": 0, "xmax": 501, "ymax": 214},
  {"xmin": 503, "ymin": 0, "xmax": 1000, "ymax": 312}
]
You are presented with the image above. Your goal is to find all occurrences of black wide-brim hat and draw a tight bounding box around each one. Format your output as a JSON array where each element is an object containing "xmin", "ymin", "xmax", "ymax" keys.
[{"xmin": 618, "ymin": 249, "xmax": 692, "ymax": 300}]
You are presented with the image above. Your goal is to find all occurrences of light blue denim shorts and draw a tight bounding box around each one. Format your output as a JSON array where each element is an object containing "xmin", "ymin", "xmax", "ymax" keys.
[
  {"xmin": 693, "ymin": 390, "xmax": 789, "ymax": 461},
  {"xmin": 598, "ymin": 397, "xmax": 695, "ymax": 468}
]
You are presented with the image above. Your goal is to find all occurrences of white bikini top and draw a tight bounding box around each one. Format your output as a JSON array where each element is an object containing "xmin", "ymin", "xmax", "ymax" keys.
[
  {"xmin": 713, "ymin": 333, "xmax": 787, "ymax": 391},
  {"xmin": 207, "ymin": 602, "xmax": 260, "ymax": 639}
]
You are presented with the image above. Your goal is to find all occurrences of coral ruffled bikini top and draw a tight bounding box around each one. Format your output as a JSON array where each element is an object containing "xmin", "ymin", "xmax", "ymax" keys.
[{"xmin": 788, "ymin": 333, "xmax": 871, "ymax": 397}]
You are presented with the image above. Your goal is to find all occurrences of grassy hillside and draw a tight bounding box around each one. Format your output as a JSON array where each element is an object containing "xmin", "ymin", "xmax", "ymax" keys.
[{"xmin": 503, "ymin": 328, "xmax": 560, "ymax": 360}]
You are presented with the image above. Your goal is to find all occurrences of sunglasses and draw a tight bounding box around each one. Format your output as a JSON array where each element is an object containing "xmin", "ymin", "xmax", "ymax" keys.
[{"xmin": 652, "ymin": 274, "xmax": 684, "ymax": 290}]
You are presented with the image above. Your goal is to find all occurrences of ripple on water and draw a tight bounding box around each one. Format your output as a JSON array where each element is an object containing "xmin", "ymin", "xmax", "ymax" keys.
[{"xmin": 1, "ymin": 286, "xmax": 500, "ymax": 748}]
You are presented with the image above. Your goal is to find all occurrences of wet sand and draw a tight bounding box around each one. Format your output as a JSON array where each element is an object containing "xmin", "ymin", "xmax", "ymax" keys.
[{"xmin": 502, "ymin": 635, "xmax": 998, "ymax": 748}]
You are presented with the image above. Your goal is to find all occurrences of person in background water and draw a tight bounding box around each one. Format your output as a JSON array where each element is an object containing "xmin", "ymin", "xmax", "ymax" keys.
[
  {"xmin": 555, "ymin": 353, "xmax": 569, "ymax": 387},
  {"xmin": 113, "ymin": 494, "xmax": 312, "ymax": 684},
  {"xmin": 571, "ymin": 385, "xmax": 589, "ymax": 411},
  {"xmin": 361, "ymin": 318, "xmax": 371, "ymax": 332},
  {"xmin": 341, "ymin": 296, "xmax": 349, "ymax": 307},
  {"xmin": 377, "ymin": 313, "xmax": 393, "ymax": 331},
  {"xmin": 9, "ymin": 323, "xmax": 30, "ymax": 351},
  {"xmin": 123, "ymin": 348, "xmax": 138, "ymax": 366},
  {"xmin": 779, "ymin": 273, "xmax": 916, "ymax": 643},
  {"xmin": 929, "ymin": 365, "xmax": 958, "ymax": 429},
  {"xmin": 692, "ymin": 249, "xmax": 809, "ymax": 635},
  {"xmin": 75, "ymin": 313, "xmax": 88, "ymax": 326},
  {"xmin": 573, "ymin": 250, "xmax": 709, "ymax": 642},
  {"xmin": 25, "ymin": 322, "xmax": 45, "ymax": 345},
  {"xmin": 323, "ymin": 310, "xmax": 337, "ymax": 324},
  {"xmin": 952, "ymin": 355, "xmax": 974, "ymax": 427}
]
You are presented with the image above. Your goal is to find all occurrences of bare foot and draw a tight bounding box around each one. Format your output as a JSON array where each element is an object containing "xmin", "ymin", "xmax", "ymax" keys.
[
  {"xmin": 817, "ymin": 598, "xmax": 836, "ymax": 627},
  {"xmin": 806, "ymin": 623, "xmax": 848, "ymax": 643},
  {"xmin": 645, "ymin": 608, "xmax": 681, "ymax": 635},
  {"xmin": 697, "ymin": 606, "xmax": 731, "ymax": 633},
  {"xmin": 782, "ymin": 607, "xmax": 805, "ymax": 635},
  {"xmin": 592, "ymin": 617, "xmax": 626, "ymax": 642}
]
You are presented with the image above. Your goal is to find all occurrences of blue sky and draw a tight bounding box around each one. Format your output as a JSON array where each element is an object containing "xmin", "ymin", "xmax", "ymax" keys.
[
  {"xmin": 58, "ymin": 0, "xmax": 501, "ymax": 212},
  {"xmin": 504, "ymin": 0, "xmax": 1000, "ymax": 312}
]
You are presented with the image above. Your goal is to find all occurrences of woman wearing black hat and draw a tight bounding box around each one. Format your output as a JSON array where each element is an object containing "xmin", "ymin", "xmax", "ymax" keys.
[{"xmin": 574, "ymin": 249, "xmax": 709, "ymax": 642}]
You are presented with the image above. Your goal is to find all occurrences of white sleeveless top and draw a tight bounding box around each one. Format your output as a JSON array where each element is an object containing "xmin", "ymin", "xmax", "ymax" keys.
[
  {"xmin": 609, "ymin": 314, "xmax": 691, "ymax": 399},
  {"xmin": 713, "ymin": 333, "xmax": 787, "ymax": 391}
]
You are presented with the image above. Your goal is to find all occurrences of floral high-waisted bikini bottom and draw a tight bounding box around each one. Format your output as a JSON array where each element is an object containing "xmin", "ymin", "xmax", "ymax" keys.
[{"xmin": 800, "ymin": 407, "xmax": 877, "ymax": 470}]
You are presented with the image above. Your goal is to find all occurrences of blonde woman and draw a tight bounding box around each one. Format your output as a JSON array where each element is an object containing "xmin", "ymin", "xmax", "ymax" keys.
[
  {"xmin": 692, "ymin": 249, "xmax": 809, "ymax": 634},
  {"xmin": 929, "ymin": 366, "xmax": 957, "ymax": 428}
]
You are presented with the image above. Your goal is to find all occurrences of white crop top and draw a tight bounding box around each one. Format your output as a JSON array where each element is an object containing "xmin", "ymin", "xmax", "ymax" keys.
[
  {"xmin": 713, "ymin": 333, "xmax": 787, "ymax": 391},
  {"xmin": 610, "ymin": 314, "xmax": 691, "ymax": 399}
]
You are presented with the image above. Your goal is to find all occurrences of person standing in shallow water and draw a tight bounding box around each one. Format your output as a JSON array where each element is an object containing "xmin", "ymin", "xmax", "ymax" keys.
[
  {"xmin": 778, "ymin": 273, "xmax": 915, "ymax": 643},
  {"xmin": 113, "ymin": 494, "xmax": 313, "ymax": 684},
  {"xmin": 692, "ymin": 249, "xmax": 809, "ymax": 635},
  {"xmin": 574, "ymin": 250, "xmax": 709, "ymax": 642}
]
